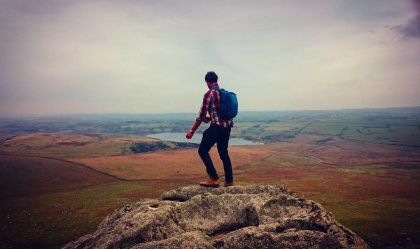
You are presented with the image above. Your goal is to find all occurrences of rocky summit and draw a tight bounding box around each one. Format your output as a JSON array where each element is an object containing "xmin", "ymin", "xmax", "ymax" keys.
[{"xmin": 63, "ymin": 185, "xmax": 369, "ymax": 249}]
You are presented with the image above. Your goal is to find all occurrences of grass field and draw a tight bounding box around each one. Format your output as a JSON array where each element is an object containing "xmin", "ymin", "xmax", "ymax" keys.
[{"xmin": 0, "ymin": 111, "xmax": 419, "ymax": 248}]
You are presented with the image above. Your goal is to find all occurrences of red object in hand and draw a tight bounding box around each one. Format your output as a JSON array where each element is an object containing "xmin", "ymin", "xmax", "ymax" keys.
[{"xmin": 186, "ymin": 130, "xmax": 194, "ymax": 139}]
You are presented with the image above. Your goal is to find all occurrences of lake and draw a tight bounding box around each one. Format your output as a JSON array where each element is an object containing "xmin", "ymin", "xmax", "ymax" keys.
[{"xmin": 147, "ymin": 132, "xmax": 259, "ymax": 146}]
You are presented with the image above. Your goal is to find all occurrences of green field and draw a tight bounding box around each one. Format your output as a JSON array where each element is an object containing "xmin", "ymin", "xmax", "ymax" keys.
[{"xmin": 0, "ymin": 108, "xmax": 419, "ymax": 248}]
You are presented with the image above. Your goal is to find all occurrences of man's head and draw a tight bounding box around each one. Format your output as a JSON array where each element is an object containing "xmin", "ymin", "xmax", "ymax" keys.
[{"xmin": 205, "ymin": 71, "xmax": 218, "ymax": 84}]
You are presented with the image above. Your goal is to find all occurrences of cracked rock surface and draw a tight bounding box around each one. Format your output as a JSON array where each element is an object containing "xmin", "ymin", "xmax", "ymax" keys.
[{"xmin": 63, "ymin": 185, "xmax": 369, "ymax": 249}]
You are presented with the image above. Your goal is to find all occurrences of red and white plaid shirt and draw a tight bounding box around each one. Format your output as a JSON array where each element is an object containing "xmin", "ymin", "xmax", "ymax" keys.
[{"xmin": 196, "ymin": 83, "xmax": 233, "ymax": 128}]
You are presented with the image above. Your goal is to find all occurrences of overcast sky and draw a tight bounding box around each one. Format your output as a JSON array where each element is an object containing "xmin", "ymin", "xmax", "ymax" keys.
[{"xmin": 0, "ymin": 0, "xmax": 419, "ymax": 117}]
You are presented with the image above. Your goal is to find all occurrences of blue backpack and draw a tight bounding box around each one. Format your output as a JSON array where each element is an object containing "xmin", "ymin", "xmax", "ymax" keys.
[{"xmin": 215, "ymin": 88, "xmax": 238, "ymax": 120}]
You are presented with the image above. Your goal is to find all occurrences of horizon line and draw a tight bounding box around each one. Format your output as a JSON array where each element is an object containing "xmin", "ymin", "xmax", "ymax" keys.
[{"xmin": 1, "ymin": 106, "xmax": 419, "ymax": 119}]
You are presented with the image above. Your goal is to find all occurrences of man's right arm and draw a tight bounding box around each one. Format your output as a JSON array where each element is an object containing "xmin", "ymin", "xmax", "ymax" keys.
[
  {"xmin": 186, "ymin": 90, "xmax": 212, "ymax": 139},
  {"xmin": 186, "ymin": 119, "xmax": 202, "ymax": 139}
]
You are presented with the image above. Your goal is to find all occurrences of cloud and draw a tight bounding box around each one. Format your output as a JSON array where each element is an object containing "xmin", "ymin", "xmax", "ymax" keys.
[
  {"xmin": 391, "ymin": 0, "xmax": 420, "ymax": 39},
  {"xmin": 0, "ymin": 0, "xmax": 419, "ymax": 116}
]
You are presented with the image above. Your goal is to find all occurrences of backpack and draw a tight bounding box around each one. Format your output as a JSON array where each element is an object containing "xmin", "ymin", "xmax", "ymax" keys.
[{"xmin": 215, "ymin": 88, "xmax": 238, "ymax": 120}]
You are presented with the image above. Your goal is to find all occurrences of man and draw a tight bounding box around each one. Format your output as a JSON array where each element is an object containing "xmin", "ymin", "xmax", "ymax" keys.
[{"xmin": 186, "ymin": 71, "xmax": 234, "ymax": 188}]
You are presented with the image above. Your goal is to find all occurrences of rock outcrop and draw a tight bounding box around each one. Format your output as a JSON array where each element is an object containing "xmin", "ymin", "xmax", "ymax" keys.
[{"xmin": 64, "ymin": 185, "xmax": 369, "ymax": 249}]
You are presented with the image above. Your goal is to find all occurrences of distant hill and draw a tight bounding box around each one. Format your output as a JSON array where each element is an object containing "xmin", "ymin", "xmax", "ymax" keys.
[
  {"xmin": 0, "ymin": 155, "xmax": 117, "ymax": 199},
  {"xmin": 1, "ymin": 106, "xmax": 419, "ymax": 120}
]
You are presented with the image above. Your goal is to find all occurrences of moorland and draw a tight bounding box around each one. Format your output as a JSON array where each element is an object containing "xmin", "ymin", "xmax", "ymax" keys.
[{"xmin": 0, "ymin": 107, "xmax": 419, "ymax": 248}]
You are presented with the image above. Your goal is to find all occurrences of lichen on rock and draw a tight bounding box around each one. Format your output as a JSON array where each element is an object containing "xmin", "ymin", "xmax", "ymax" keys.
[{"xmin": 63, "ymin": 185, "xmax": 370, "ymax": 249}]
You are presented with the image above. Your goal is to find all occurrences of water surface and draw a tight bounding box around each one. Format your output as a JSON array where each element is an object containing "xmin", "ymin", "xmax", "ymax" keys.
[{"xmin": 147, "ymin": 132, "xmax": 258, "ymax": 146}]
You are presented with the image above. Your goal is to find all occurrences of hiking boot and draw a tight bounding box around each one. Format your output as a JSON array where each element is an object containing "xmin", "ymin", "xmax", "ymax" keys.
[
  {"xmin": 200, "ymin": 178, "xmax": 220, "ymax": 188},
  {"xmin": 224, "ymin": 181, "xmax": 234, "ymax": 187}
]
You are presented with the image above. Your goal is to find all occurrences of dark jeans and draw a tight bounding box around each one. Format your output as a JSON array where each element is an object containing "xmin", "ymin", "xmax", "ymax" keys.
[{"xmin": 198, "ymin": 125, "xmax": 233, "ymax": 182}]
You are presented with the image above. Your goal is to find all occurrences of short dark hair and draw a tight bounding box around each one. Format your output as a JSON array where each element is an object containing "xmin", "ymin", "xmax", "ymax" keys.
[{"xmin": 205, "ymin": 71, "xmax": 218, "ymax": 83}]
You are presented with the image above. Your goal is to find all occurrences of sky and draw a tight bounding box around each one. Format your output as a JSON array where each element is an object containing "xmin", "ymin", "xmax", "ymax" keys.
[{"xmin": 0, "ymin": 0, "xmax": 419, "ymax": 117}]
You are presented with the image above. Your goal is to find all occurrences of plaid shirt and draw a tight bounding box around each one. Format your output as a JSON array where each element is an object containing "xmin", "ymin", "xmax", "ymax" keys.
[{"xmin": 196, "ymin": 84, "xmax": 233, "ymax": 128}]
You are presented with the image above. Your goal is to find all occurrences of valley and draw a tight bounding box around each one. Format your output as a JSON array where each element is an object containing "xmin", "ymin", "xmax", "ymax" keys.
[{"xmin": 0, "ymin": 108, "xmax": 419, "ymax": 248}]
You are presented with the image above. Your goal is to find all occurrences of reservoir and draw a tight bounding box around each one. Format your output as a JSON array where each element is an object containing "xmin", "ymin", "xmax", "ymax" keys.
[{"xmin": 147, "ymin": 132, "xmax": 258, "ymax": 146}]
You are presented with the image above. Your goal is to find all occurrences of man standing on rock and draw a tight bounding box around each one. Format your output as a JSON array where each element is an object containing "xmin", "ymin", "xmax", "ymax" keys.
[{"xmin": 186, "ymin": 71, "xmax": 234, "ymax": 188}]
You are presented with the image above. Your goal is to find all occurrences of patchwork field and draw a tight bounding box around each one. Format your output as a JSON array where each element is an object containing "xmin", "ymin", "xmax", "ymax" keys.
[{"xmin": 0, "ymin": 109, "xmax": 419, "ymax": 248}]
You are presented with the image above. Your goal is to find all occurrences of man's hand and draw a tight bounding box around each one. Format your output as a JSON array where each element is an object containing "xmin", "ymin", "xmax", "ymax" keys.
[
  {"xmin": 186, "ymin": 119, "xmax": 202, "ymax": 139},
  {"xmin": 186, "ymin": 130, "xmax": 194, "ymax": 139}
]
